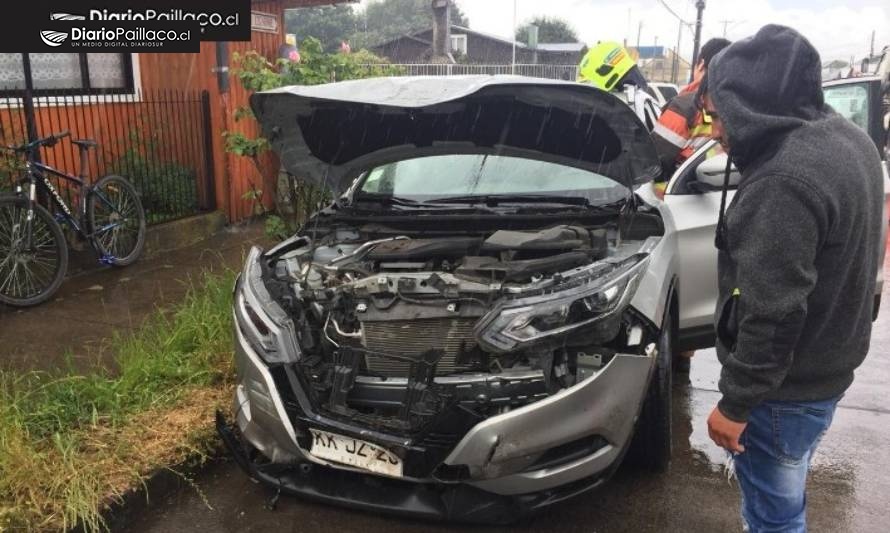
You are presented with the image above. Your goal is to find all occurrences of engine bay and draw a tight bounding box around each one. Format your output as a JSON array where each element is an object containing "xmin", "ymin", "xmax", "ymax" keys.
[{"xmin": 255, "ymin": 214, "xmax": 663, "ymax": 434}]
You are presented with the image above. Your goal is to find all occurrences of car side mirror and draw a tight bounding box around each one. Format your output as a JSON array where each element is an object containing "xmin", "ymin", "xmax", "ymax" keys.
[{"xmin": 695, "ymin": 153, "xmax": 741, "ymax": 190}]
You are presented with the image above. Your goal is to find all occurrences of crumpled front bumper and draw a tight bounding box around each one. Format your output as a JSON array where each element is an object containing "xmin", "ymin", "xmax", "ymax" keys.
[
  {"xmin": 444, "ymin": 345, "xmax": 655, "ymax": 495},
  {"xmin": 217, "ymin": 409, "xmax": 614, "ymax": 524},
  {"xmin": 225, "ymin": 310, "xmax": 656, "ymax": 504}
]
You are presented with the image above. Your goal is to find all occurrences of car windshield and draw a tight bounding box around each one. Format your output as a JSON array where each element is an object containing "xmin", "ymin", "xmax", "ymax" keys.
[{"xmin": 357, "ymin": 154, "xmax": 628, "ymax": 204}]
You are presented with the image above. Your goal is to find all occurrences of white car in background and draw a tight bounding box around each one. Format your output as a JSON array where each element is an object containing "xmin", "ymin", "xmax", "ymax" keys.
[{"xmin": 647, "ymin": 82, "xmax": 681, "ymax": 107}]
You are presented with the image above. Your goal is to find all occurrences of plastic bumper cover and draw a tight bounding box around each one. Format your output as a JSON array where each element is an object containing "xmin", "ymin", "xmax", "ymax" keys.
[
  {"xmin": 445, "ymin": 347, "xmax": 655, "ymax": 495},
  {"xmin": 217, "ymin": 409, "xmax": 619, "ymax": 524}
]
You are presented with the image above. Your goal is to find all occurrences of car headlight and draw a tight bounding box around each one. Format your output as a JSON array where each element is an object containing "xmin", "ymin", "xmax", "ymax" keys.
[{"xmin": 476, "ymin": 256, "xmax": 650, "ymax": 353}]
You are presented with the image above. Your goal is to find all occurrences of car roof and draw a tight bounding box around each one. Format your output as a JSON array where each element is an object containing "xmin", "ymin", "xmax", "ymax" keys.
[{"xmin": 822, "ymin": 76, "xmax": 882, "ymax": 87}]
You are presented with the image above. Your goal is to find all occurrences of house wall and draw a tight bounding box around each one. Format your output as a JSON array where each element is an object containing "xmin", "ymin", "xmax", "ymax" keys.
[
  {"xmin": 539, "ymin": 50, "xmax": 585, "ymax": 66},
  {"xmin": 138, "ymin": 0, "xmax": 299, "ymax": 221},
  {"xmin": 462, "ymin": 32, "xmax": 536, "ymax": 64},
  {"xmin": 372, "ymin": 29, "xmax": 578, "ymax": 66},
  {"xmin": 0, "ymin": 89, "xmax": 211, "ymax": 220},
  {"xmin": 1, "ymin": 1, "xmax": 351, "ymax": 223},
  {"xmin": 373, "ymin": 38, "xmax": 432, "ymax": 63}
]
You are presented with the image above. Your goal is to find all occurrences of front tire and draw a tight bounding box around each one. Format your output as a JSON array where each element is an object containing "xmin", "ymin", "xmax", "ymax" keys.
[
  {"xmin": 628, "ymin": 308, "xmax": 673, "ymax": 471},
  {"xmin": 87, "ymin": 175, "xmax": 146, "ymax": 266},
  {"xmin": 0, "ymin": 197, "xmax": 68, "ymax": 307}
]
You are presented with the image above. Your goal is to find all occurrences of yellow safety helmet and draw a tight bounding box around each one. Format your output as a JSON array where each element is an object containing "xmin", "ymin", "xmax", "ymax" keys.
[{"xmin": 577, "ymin": 41, "xmax": 637, "ymax": 91}]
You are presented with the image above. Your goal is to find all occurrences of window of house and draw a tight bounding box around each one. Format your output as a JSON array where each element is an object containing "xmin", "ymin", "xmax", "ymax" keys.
[
  {"xmin": 450, "ymin": 34, "xmax": 468, "ymax": 56},
  {"xmin": 0, "ymin": 53, "xmax": 134, "ymax": 95}
]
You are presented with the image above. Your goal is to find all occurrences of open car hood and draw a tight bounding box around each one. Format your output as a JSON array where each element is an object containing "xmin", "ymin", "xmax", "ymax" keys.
[{"xmin": 250, "ymin": 75, "xmax": 661, "ymax": 196}]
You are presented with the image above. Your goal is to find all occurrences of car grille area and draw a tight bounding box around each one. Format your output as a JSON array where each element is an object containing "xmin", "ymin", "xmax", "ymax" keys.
[{"xmin": 361, "ymin": 318, "xmax": 478, "ymax": 377}]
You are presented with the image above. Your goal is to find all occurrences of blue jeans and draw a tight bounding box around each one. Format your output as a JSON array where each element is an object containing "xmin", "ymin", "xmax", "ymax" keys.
[{"xmin": 735, "ymin": 397, "xmax": 841, "ymax": 533}]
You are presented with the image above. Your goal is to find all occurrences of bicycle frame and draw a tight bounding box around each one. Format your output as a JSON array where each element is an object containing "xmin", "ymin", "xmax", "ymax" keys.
[{"xmin": 18, "ymin": 161, "xmax": 123, "ymax": 254}]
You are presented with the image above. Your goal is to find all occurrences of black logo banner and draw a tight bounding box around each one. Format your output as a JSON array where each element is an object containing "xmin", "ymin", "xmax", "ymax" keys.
[{"xmin": 1, "ymin": 0, "xmax": 251, "ymax": 52}]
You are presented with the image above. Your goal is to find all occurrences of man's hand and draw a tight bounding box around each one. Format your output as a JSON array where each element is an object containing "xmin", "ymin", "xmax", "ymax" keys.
[{"xmin": 707, "ymin": 406, "xmax": 747, "ymax": 454}]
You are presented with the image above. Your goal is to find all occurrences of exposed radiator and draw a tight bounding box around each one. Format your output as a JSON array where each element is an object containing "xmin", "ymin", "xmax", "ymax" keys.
[{"xmin": 361, "ymin": 318, "xmax": 478, "ymax": 377}]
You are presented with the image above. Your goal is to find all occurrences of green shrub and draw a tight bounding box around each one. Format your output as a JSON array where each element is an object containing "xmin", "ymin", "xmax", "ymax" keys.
[{"xmin": 107, "ymin": 128, "xmax": 198, "ymax": 220}]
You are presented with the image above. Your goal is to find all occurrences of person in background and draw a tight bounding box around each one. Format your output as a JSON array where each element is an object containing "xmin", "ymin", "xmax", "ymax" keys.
[
  {"xmin": 649, "ymin": 37, "xmax": 731, "ymax": 372},
  {"xmin": 651, "ymin": 38, "xmax": 731, "ymax": 195}
]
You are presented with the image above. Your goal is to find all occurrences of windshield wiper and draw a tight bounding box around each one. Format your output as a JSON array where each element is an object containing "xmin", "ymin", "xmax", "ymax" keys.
[
  {"xmin": 350, "ymin": 193, "xmax": 428, "ymax": 207},
  {"xmin": 431, "ymin": 194, "xmax": 594, "ymax": 207},
  {"xmin": 349, "ymin": 193, "xmax": 502, "ymax": 213}
]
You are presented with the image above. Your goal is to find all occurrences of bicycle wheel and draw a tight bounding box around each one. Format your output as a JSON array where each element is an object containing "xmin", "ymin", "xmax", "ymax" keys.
[
  {"xmin": 87, "ymin": 175, "xmax": 146, "ymax": 267},
  {"xmin": 0, "ymin": 197, "xmax": 68, "ymax": 307}
]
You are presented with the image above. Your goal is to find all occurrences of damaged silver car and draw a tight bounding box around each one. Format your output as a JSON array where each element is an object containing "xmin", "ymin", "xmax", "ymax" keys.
[{"xmin": 215, "ymin": 75, "xmax": 693, "ymax": 523}]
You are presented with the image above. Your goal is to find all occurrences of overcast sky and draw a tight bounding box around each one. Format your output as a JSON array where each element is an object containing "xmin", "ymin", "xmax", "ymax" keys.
[{"xmin": 357, "ymin": 0, "xmax": 889, "ymax": 64}]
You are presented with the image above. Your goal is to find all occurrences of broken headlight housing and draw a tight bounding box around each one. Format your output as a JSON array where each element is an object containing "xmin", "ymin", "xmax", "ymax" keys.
[
  {"xmin": 475, "ymin": 255, "xmax": 650, "ymax": 353},
  {"xmin": 235, "ymin": 246, "xmax": 302, "ymax": 364}
]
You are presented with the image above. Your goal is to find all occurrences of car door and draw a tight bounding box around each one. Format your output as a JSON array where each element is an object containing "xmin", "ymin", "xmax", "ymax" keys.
[
  {"xmin": 662, "ymin": 141, "xmax": 740, "ymax": 350},
  {"xmin": 666, "ymin": 78, "xmax": 890, "ymax": 350},
  {"xmin": 823, "ymin": 78, "xmax": 890, "ymax": 315}
]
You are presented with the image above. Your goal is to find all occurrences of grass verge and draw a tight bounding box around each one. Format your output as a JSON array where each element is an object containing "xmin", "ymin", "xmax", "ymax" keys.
[{"xmin": 0, "ymin": 270, "xmax": 237, "ymax": 532}]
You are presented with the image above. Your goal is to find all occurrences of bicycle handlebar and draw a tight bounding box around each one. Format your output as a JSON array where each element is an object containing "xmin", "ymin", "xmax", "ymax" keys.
[{"xmin": 4, "ymin": 130, "xmax": 71, "ymax": 154}]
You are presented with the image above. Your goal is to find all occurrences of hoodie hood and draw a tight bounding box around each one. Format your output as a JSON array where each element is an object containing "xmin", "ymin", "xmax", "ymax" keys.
[
  {"xmin": 707, "ymin": 25, "xmax": 827, "ymax": 169},
  {"xmin": 250, "ymin": 76, "xmax": 660, "ymax": 196}
]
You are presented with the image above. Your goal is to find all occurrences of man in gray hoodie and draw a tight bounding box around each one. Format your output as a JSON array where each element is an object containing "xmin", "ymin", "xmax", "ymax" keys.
[{"xmin": 699, "ymin": 25, "xmax": 885, "ymax": 532}]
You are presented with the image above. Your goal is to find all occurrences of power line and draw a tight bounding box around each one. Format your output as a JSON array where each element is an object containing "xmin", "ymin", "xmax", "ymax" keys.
[
  {"xmin": 657, "ymin": 0, "xmax": 694, "ymax": 84},
  {"xmin": 657, "ymin": 0, "xmax": 696, "ymax": 38},
  {"xmin": 658, "ymin": 0, "xmax": 694, "ymax": 29}
]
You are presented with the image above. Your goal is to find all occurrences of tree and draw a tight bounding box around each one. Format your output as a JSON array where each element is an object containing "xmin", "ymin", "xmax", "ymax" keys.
[
  {"xmin": 285, "ymin": 5, "xmax": 357, "ymax": 52},
  {"xmin": 352, "ymin": 0, "xmax": 470, "ymax": 49},
  {"xmin": 515, "ymin": 16, "xmax": 578, "ymax": 45}
]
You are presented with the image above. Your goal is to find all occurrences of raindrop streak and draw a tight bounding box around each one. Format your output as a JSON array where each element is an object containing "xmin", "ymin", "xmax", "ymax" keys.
[{"xmin": 778, "ymin": 37, "xmax": 803, "ymax": 97}]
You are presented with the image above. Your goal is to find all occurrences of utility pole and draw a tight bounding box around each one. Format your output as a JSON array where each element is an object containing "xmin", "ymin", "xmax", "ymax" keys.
[
  {"xmin": 654, "ymin": 35, "xmax": 659, "ymax": 81},
  {"xmin": 657, "ymin": 0, "xmax": 693, "ymax": 84},
  {"xmin": 674, "ymin": 23, "xmax": 683, "ymax": 84},
  {"xmin": 720, "ymin": 19, "xmax": 735, "ymax": 38},
  {"xmin": 511, "ymin": 0, "xmax": 517, "ymax": 74},
  {"xmin": 690, "ymin": 0, "xmax": 706, "ymax": 82},
  {"xmin": 870, "ymin": 30, "xmax": 875, "ymax": 57},
  {"xmin": 637, "ymin": 21, "xmax": 643, "ymax": 51},
  {"xmin": 625, "ymin": 7, "xmax": 631, "ymax": 48}
]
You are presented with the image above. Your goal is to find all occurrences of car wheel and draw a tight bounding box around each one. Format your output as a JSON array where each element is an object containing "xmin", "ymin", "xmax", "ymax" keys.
[{"xmin": 628, "ymin": 308, "xmax": 673, "ymax": 471}]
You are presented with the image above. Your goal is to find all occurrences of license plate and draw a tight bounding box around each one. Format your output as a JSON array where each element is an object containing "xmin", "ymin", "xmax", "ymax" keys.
[{"xmin": 309, "ymin": 429, "xmax": 403, "ymax": 477}]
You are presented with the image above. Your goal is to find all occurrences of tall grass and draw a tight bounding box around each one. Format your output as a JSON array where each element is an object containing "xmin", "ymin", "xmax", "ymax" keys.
[{"xmin": 0, "ymin": 270, "xmax": 237, "ymax": 531}]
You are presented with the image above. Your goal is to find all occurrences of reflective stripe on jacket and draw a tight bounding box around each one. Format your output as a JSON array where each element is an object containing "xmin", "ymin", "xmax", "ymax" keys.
[{"xmin": 651, "ymin": 91, "xmax": 712, "ymax": 178}]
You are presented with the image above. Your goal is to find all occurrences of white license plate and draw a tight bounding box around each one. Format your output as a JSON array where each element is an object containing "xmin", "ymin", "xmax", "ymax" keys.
[{"xmin": 309, "ymin": 429, "xmax": 403, "ymax": 477}]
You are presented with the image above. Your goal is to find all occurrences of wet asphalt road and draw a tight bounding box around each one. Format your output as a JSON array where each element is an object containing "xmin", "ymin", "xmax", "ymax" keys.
[{"xmin": 126, "ymin": 252, "xmax": 890, "ymax": 533}]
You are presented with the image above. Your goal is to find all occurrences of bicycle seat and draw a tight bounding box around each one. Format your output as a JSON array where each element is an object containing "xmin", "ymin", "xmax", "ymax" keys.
[{"xmin": 72, "ymin": 139, "xmax": 98, "ymax": 149}]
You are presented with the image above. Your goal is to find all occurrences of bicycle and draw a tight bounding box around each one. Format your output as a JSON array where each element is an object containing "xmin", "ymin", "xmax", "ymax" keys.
[{"xmin": 0, "ymin": 130, "xmax": 146, "ymax": 307}]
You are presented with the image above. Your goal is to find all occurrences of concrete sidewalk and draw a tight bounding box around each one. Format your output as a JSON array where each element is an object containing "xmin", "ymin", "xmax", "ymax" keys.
[{"xmin": 0, "ymin": 221, "xmax": 270, "ymax": 374}]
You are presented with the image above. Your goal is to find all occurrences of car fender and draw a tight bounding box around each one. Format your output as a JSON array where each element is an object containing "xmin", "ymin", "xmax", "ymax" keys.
[{"xmin": 628, "ymin": 188, "xmax": 679, "ymax": 330}]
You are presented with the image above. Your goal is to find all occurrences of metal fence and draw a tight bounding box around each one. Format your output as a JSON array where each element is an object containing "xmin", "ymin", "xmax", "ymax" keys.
[
  {"xmin": 0, "ymin": 88, "xmax": 215, "ymax": 225},
  {"xmin": 361, "ymin": 63, "xmax": 580, "ymax": 81}
]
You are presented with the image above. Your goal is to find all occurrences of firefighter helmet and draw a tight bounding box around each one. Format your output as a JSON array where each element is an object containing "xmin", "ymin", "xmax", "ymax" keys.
[{"xmin": 578, "ymin": 41, "xmax": 638, "ymax": 91}]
